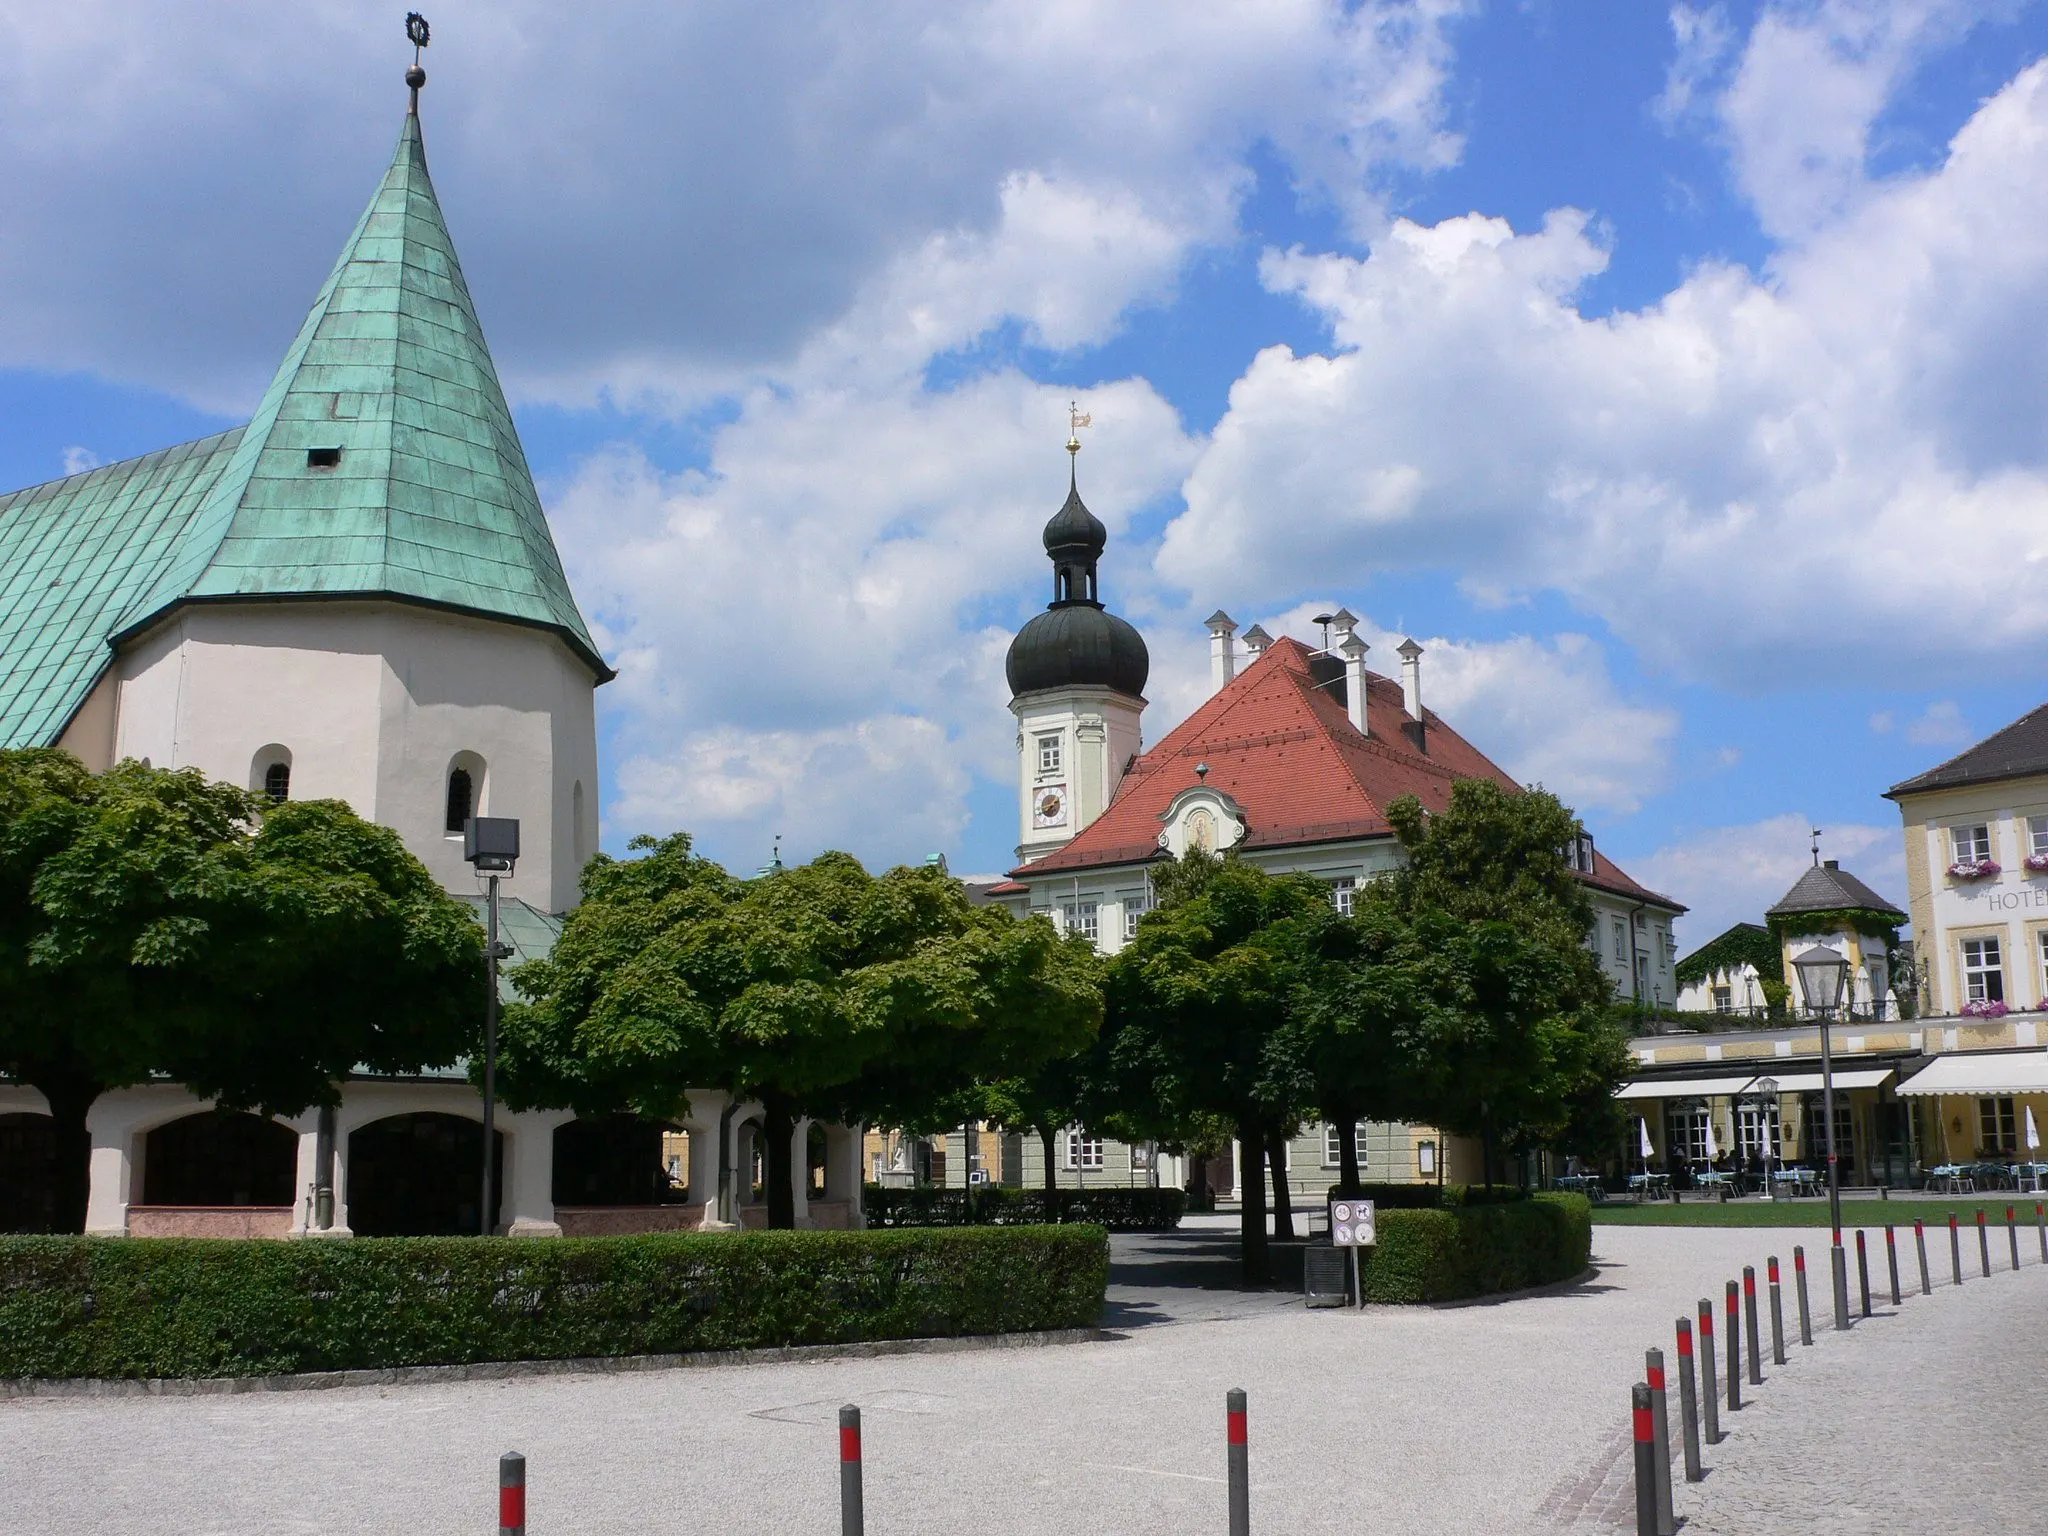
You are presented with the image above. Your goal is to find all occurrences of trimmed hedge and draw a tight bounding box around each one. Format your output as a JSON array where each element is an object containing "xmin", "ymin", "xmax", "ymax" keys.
[
  {"xmin": 863, "ymin": 1185, "xmax": 1186, "ymax": 1232},
  {"xmin": 1356, "ymin": 1192, "xmax": 1591, "ymax": 1303},
  {"xmin": 0, "ymin": 1225, "xmax": 1108, "ymax": 1382}
]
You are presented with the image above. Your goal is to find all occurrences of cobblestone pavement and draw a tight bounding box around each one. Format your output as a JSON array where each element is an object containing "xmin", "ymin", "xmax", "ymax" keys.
[{"xmin": 0, "ymin": 1223, "xmax": 2038, "ymax": 1535}]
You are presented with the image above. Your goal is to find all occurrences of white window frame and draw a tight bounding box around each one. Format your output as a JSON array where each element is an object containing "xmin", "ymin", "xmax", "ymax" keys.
[
  {"xmin": 1735, "ymin": 1102, "xmax": 1780, "ymax": 1160},
  {"xmin": 1063, "ymin": 1130, "xmax": 1103, "ymax": 1170},
  {"xmin": 1036, "ymin": 733, "xmax": 1063, "ymax": 775},
  {"xmin": 1322, "ymin": 1122, "xmax": 1368, "ymax": 1169},
  {"xmin": 1962, "ymin": 935, "xmax": 2004, "ymax": 1003},
  {"xmin": 2038, "ymin": 929, "xmax": 2048, "ymax": 998},
  {"xmin": 1329, "ymin": 876, "xmax": 1357, "ymax": 917},
  {"xmin": 1711, "ymin": 985, "xmax": 1733, "ymax": 1014},
  {"xmin": 1664, "ymin": 1103, "xmax": 1708, "ymax": 1164},
  {"xmin": 1953, "ymin": 824, "xmax": 1992, "ymax": 864},
  {"xmin": 1059, "ymin": 899, "xmax": 1099, "ymax": 943},
  {"xmin": 2031, "ymin": 816, "xmax": 2048, "ymax": 860},
  {"xmin": 1612, "ymin": 918, "xmax": 1627, "ymax": 962},
  {"xmin": 1978, "ymin": 1096, "xmax": 2018, "ymax": 1154},
  {"xmin": 1120, "ymin": 891, "xmax": 1149, "ymax": 940}
]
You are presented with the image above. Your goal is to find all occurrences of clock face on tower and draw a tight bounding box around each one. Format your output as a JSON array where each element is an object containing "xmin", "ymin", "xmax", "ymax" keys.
[{"xmin": 1033, "ymin": 785, "xmax": 1067, "ymax": 828}]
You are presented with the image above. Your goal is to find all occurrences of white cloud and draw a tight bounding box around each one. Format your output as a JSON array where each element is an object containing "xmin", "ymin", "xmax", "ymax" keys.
[
  {"xmin": 1161, "ymin": 58, "xmax": 2048, "ymax": 692},
  {"xmin": 0, "ymin": 1, "xmax": 1468, "ymax": 411},
  {"xmin": 1636, "ymin": 813, "xmax": 1906, "ymax": 952},
  {"xmin": 1656, "ymin": 5, "xmax": 1736, "ymax": 128},
  {"xmin": 1904, "ymin": 699, "xmax": 1970, "ymax": 745},
  {"xmin": 58, "ymin": 445, "xmax": 100, "ymax": 476}
]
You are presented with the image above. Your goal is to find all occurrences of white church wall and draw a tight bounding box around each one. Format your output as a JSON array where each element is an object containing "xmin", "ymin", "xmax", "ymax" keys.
[{"xmin": 108, "ymin": 602, "xmax": 598, "ymax": 913}]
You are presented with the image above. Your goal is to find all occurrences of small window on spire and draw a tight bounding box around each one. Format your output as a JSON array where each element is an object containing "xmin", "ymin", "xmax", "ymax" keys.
[{"xmin": 306, "ymin": 447, "xmax": 342, "ymax": 469}]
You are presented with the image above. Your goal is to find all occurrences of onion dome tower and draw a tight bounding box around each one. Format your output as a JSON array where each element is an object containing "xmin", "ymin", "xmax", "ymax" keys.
[{"xmin": 1007, "ymin": 410, "xmax": 1148, "ymax": 863}]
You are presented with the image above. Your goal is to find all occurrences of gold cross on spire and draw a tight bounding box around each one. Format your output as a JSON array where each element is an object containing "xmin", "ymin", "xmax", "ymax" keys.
[{"xmin": 1066, "ymin": 400, "xmax": 1093, "ymax": 457}]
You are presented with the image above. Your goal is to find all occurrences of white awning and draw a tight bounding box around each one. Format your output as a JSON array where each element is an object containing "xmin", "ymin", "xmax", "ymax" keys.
[
  {"xmin": 1618, "ymin": 1067, "xmax": 1893, "ymax": 1100},
  {"xmin": 1897, "ymin": 1051, "xmax": 2048, "ymax": 1097}
]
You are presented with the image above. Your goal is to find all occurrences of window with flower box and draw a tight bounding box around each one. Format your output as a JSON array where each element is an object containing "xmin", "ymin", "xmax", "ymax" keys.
[
  {"xmin": 1952, "ymin": 824, "xmax": 1992, "ymax": 864},
  {"xmin": 1962, "ymin": 936, "xmax": 2004, "ymax": 1004}
]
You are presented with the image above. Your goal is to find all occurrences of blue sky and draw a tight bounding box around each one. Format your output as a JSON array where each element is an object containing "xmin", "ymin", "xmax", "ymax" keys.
[{"xmin": 5, "ymin": 1, "xmax": 2048, "ymax": 944}]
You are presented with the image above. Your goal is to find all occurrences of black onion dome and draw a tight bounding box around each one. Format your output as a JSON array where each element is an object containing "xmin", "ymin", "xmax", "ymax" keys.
[
  {"xmin": 1006, "ymin": 604, "xmax": 1149, "ymax": 697},
  {"xmin": 1042, "ymin": 479, "xmax": 1106, "ymax": 556}
]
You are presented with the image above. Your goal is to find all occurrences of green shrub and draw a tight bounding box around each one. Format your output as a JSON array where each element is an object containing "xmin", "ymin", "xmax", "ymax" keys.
[
  {"xmin": 1357, "ymin": 1192, "xmax": 1591, "ymax": 1303},
  {"xmin": 862, "ymin": 1185, "xmax": 1185, "ymax": 1231},
  {"xmin": 0, "ymin": 1225, "xmax": 1108, "ymax": 1382}
]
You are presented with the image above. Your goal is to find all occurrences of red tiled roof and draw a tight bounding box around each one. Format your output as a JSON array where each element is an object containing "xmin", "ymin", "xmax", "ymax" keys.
[{"xmin": 1007, "ymin": 635, "xmax": 1681, "ymax": 911}]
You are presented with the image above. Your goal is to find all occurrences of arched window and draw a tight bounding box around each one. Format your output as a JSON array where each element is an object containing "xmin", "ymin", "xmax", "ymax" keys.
[
  {"xmin": 250, "ymin": 745, "xmax": 291, "ymax": 802},
  {"xmin": 444, "ymin": 767, "xmax": 474, "ymax": 835},
  {"xmin": 263, "ymin": 761, "xmax": 291, "ymax": 803}
]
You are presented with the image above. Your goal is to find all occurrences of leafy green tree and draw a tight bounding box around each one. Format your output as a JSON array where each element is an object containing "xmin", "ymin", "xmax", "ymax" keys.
[
  {"xmin": 1101, "ymin": 855, "xmax": 1321, "ymax": 1282},
  {"xmin": 0, "ymin": 751, "xmax": 484, "ymax": 1232},
  {"xmin": 500, "ymin": 835, "xmax": 1100, "ymax": 1227},
  {"xmin": 1379, "ymin": 781, "xmax": 1620, "ymax": 1182}
]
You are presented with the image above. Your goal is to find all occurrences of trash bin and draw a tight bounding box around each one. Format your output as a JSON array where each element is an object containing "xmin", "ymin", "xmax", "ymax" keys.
[{"xmin": 1304, "ymin": 1242, "xmax": 1349, "ymax": 1307}]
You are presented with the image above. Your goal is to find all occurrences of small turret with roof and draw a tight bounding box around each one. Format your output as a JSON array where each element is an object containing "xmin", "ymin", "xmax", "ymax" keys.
[{"xmin": 1007, "ymin": 408, "xmax": 1148, "ymax": 863}]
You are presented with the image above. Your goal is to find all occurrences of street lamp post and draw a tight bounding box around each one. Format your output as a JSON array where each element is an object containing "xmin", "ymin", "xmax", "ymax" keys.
[
  {"xmin": 1757, "ymin": 1076, "xmax": 1779, "ymax": 1203},
  {"xmin": 1792, "ymin": 945, "xmax": 1852, "ymax": 1329},
  {"xmin": 464, "ymin": 816, "xmax": 520, "ymax": 1237}
]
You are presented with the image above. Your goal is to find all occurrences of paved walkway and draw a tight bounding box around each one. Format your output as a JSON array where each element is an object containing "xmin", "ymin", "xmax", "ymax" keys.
[{"xmin": 0, "ymin": 1223, "xmax": 2040, "ymax": 1534}]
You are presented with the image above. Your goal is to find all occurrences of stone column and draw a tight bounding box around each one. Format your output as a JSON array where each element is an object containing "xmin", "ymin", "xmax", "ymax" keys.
[
  {"xmin": 502, "ymin": 1108, "xmax": 573, "ymax": 1236},
  {"xmin": 83, "ymin": 1100, "xmax": 139, "ymax": 1237}
]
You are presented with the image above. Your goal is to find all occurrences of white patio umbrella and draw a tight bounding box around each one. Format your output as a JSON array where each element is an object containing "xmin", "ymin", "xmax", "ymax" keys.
[
  {"xmin": 1704, "ymin": 1117, "xmax": 1720, "ymax": 1163},
  {"xmin": 1639, "ymin": 1118, "xmax": 1654, "ymax": 1160},
  {"xmin": 2027, "ymin": 1105, "xmax": 2041, "ymax": 1153}
]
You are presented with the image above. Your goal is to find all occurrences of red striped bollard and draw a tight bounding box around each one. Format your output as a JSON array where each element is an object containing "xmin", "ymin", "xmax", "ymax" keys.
[
  {"xmin": 1976, "ymin": 1209, "xmax": 1991, "ymax": 1278},
  {"xmin": 1854, "ymin": 1230, "xmax": 1871, "ymax": 1318},
  {"xmin": 1697, "ymin": 1298, "xmax": 1720, "ymax": 1444},
  {"xmin": 1723, "ymin": 1281, "xmax": 1741, "ymax": 1413},
  {"xmin": 1914, "ymin": 1219, "xmax": 1931, "ymax": 1295},
  {"xmin": 1792, "ymin": 1246, "xmax": 1812, "ymax": 1345},
  {"xmin": 1632, "ymin": 1383, "xmax": 1658, "ymax": 1536},
  {"xmin": 1765, "ymin": 1256, "xmax": 1785, "ymax": 1365},
  {"xmin": 1226, "ymin": 1388, "xmax": 1250, "ymax": 1536},
  {"xmin": 2007, "ymin": 1206, "xmax": 2021, "ymax": 1272},
  {"xmin": 1949, "ymin": 1213, "xmax": 1963, "ymax": 1286},
  {"xmin": 1741, "ymin": 1266, "xmax": 1761, "ymax": 1384},
  {"xmin": 1884, "ymin": 1225, "xmax": 1901, "ymax": 1306},
  {"xmin": 1645, "ymin": 1348, "xmax": 1674, "ymax": 1535},
  {"xmin": 499, "ymin": 1452, "xmax": 525, "ymax": 1536},
  {"xmin": 840, "ymin": 1405, "xmax": 864, "ymax": 1536},
  {"xmin": 1674, "ymin": 1317, "xmax": 1703, "ymax": 1482}
]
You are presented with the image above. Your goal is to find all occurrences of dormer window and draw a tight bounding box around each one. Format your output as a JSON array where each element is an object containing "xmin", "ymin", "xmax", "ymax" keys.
[
  {"xmin": 306, "ymin": 447, "xmax": 342, "ymax": 469},
  {"xmin": 1562, "ymin": 833, "xmax": 1596, "ymax": 874}
]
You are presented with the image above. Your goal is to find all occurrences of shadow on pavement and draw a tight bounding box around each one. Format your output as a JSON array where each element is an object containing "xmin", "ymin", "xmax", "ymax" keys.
[{"xmin": 1101, "ymin": 1227, "xmax": 1305, "ymax": 1329}]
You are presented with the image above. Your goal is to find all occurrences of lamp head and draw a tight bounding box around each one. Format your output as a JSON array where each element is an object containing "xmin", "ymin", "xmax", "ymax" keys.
[
  {"xmin": 1791, "ymin": 944, "xmax": 1849, "ymax": 1012},
  {"xmin": 463, "ymin": 816, "xmax": 520, "ymax": 873}
]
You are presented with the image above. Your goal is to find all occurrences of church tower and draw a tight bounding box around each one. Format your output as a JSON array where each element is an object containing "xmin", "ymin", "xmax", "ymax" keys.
[{"xmin": 1004, "ymin": 419, "xmax": 1148, "ymax": 862}]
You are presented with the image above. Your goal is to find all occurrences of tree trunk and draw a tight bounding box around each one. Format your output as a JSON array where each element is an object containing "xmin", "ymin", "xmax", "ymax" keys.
[
  {"xmin": 1334, "ymin": 1107, "xmax": 1362, "ymax": 1196},
  {"xmin": 1040, "ymin": 1126, "xmax": 1060, "ymax": 1196},
  {"xmin": 37, "ymin": 1075, "xmax": 99, "ymax": 1235},
  {"xmin": 1237, "ymin": 1120, "xmax": 1269, "ymax": 1285},
  {"xmin": 762, "ymin": 1094, "xmax": 797, "ymax": 1229},
  {"xmin": 1266, "ymin": 1129, "xmax": 1295, "ymax": 1241},
  {"xmin": 1481, "ymin": 1102, "xmax": 1495, "ymax": 1192}
]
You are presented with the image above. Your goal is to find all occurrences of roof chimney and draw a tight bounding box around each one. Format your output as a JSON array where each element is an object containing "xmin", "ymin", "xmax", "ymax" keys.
[
  {"xmin": 1397, "ymin": 638, "xmax": 1425, "ymax": 752},
  {"xmin": 1241, "ymin": 624, "xmax": 1272, "ymax": 662},
  {"xmin": 1329, "ymin": 607, "xmax": 1358, "ymax": 650},
  {"xmin": 1339, "ymin": 631, "xmax": 1369, "ymax": 736},
  {"xmin": 1205, "ymin": 611, "xmax": 1237, "ymax": 693}
]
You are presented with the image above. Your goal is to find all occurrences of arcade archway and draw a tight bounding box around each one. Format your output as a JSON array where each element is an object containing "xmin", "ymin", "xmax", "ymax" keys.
[
  {"xmin": 141, "ymin": 1111, "xmax": 297, "ymax": 1207},
  {"xmin": 0, "ymin": 1113, "xmax": 58, "ymax": 1232},
  {"xmin": 347, "ymin": 1113, "xmax": 502, "ymax": 1236}
]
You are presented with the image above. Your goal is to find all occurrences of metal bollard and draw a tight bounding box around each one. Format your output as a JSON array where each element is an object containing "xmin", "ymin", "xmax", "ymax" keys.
[
  {"xmin": 1741, "ymin": 1266, "xmax": 1761, "ymax": 1385},
  {"xmin": 1977, "ymin": 1209, "xmax": 1991, "ymax": 1278},
  {"xmin": 1632, "ymin": 1383, "xmax": 1658, "ymax": 1536},
  {"xmin": 1914, "ymin": 1219, "xmax": 1931, "ymax": 1295},
  {"xmin": 1885, "ymin": 1226, "xmax": 1901, "ymax": 1307},
  {"xmin": 1674, "ymin": 1317, "xmax": 1704, "ymax": 1483},
  {"xmin": 1855, "ymin": 1230, "xmax": 1872, "ymax": 1319},
  {"xmin": 2038, "ymin": 1202, "xmax": 2047, "ymax": 1265},
  {"xmin": 499, "ymin": 1452, "xmax": 526, "ymax": 1536},
  {"xmin": 1724, "ymin": 1281, "xmax": 1741, "ymax": 1412},
  {"xmin": 1950, "ymin": 1213, "xmax": 1963, "ymax": 1286},
  {"xmin": 1766, "ymin": 1256, "xmax": 1786, "ymax": 1366},
  {"xmin": 1793, "ymin": 1246, "xmax": 1812, "ymax": 1346},
  {"xmin": 1646, "ymin": 1348, "xmax": 1675, "ymax": 1536},
  {"xmin": 1226, "ymin": 1388, "xmax": 1250, "ymax": 1536},
  {"xmin": 840, "ymin": 1405, "xmax": 864, "ymax": 1536},
  {"xmin": 2007, "ymin": 1207, "xmax": 2021, "ymax": 1272},
  {"xmin": 1698, "ymin": 1299, "xmax": 1721, "ymax": 1444}
]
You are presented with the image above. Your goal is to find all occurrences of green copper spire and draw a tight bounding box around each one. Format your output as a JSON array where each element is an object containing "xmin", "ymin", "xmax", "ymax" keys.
[{"xmin": 113, "ymin": 103, "xmax": 609, "ymax": 677}]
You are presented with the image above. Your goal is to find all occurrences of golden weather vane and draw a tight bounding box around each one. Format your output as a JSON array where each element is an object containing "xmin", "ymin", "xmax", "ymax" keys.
[{"xmin": 1066, "ymin": 400, "xmax": 1093, "ymax": 458}]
